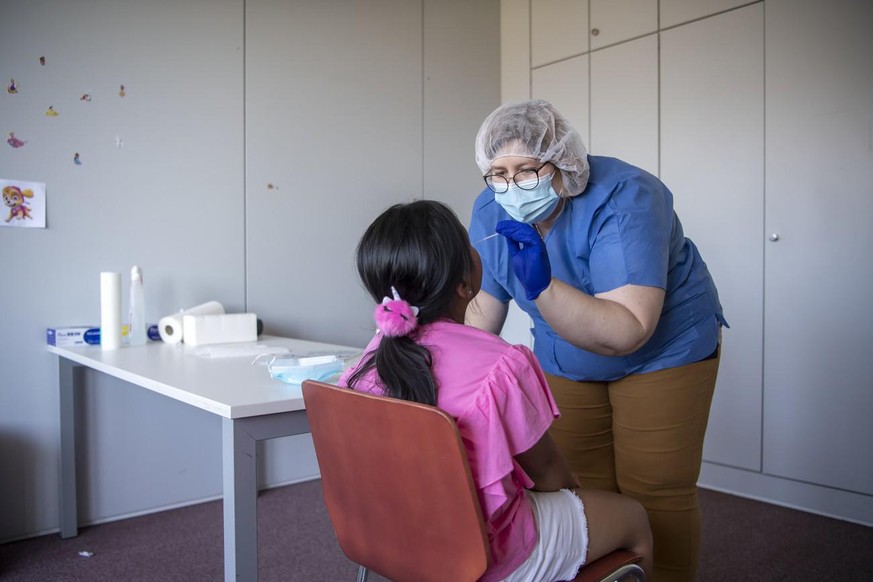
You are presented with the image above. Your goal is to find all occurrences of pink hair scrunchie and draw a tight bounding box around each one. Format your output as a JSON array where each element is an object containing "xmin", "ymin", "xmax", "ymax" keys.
[{"xmin": 374, "ymin": 286, "xmax": 420, "ymax": 337}]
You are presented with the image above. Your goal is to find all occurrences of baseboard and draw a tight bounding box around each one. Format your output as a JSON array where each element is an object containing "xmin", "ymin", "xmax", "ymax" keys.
[
  {"xmin": 699, "ymin": 461, "xmax": 873, "ymax": 527},
  {"xmin": 0, "ymin": 473, "xmax": 323, "ymax": 545}
]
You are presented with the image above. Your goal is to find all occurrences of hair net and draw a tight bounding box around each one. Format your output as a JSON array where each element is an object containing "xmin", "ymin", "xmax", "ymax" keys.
[{"xmin": 475, "ymin": 99, "xmax": 590, "ymax": 196}]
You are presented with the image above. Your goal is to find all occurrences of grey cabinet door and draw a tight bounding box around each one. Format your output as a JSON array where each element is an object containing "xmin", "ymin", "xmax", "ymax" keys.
[
  {"xmin": 661, "ymin": 4, "xmax": 765, "ymax": 472},
  {"xmin": 763, "ymin": 0, "xmax": 873, "ymax": 496}
]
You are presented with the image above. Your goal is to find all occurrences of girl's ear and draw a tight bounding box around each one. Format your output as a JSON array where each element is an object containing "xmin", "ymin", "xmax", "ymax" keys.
[{"xmin": 456, "ymin": 279, "xmax": 474, "ymax": 299}]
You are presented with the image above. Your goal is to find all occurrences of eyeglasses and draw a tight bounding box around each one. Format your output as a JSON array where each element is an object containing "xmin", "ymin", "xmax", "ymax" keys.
[{"xmin": 483, "ymin": 163, "xmax": 549, "ymax": 194}]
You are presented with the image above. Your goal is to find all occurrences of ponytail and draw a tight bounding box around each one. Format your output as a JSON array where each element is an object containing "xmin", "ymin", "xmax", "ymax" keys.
[
  {"xmin": 347, "ymin": 200, "xmax": 473, "ymax": 406},
  {"xmin": 348, "ymin": 336, "xmax": 436, "ymax": 405}
]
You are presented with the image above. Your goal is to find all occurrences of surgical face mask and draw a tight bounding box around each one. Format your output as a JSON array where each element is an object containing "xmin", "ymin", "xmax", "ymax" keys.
[
  {"xmin": 257, "ymin": 354, "xmax": 346, "ymax": 385},
  {"xmin": 494, "ymin": 172, "xmax": 560, "ymax": 224}
]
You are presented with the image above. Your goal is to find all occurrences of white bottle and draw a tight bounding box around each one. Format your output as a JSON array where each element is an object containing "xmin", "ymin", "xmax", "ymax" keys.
[{"xmin": 128, "ymin": 265, "xmax": 147, "ymax": 346}]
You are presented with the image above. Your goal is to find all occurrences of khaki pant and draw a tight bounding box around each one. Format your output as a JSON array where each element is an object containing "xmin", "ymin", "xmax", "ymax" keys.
[{"xmin": 546, "ymin": 351, "xmax": 720, "ymax": 582}]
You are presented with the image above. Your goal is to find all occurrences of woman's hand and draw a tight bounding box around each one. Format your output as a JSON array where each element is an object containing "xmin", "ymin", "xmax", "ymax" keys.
[{"xmin": 496, "ymin": 220, "xmax": 552, "ymax": 300}]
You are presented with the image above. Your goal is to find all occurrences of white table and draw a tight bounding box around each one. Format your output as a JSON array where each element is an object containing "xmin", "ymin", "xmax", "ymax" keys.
[{"xmin": 49, "ymin": 335, "xmax": 360, "ymax": 581}]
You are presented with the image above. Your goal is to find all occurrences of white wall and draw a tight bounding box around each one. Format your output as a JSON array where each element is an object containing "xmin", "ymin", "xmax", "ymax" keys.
[
  {"xmin": 0, "ymin": 0, "xmax": 500, "ymax": 542},
  {"xmin": 0, "ymin": 0, "xmax": 246, "ymax": 542}
]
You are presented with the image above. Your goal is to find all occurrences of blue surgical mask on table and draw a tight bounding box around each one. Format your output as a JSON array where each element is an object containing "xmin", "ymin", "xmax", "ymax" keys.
[
  {"xmin": 494, "ymin": 172, "xmax": 560, "ymax": 224},
  {"xmin": 253, "ymin": 354, "xmax": 347, "ymax": 385}
]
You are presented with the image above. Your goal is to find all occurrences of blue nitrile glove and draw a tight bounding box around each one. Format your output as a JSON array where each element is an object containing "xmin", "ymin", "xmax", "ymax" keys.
[{"xmin": 495, "ymin": 220, "xmax": 552, "ymax": 300}]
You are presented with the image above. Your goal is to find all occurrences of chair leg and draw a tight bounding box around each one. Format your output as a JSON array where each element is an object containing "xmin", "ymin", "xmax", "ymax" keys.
[
  {"xmin": 610, "ymin": 564, "xmax": 646, "ymax": 581},
  {"xmin": 356, "ymin": 565, "xmax": 369, "ymax": 582},
  {"xmin": 573, "ymin": 550, "xmax": 646, "ymax": 582}
]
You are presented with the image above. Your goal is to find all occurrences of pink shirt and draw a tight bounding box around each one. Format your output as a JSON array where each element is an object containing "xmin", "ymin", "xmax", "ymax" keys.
[{"xmin": 339, "ymin": 320, "xmax": 560, "ymax": 581}]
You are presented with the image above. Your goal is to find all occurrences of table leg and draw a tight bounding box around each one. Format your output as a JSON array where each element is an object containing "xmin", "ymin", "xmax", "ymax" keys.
[
  {"xmin": 221, "ymin": 410, "xmax": 311, "ymax": 581},
  {"xmin": 58, "ymin": 358, "xmax": 80, "ymax": 539},
  {"xmin": 222, "ymin": 417, "xmax": 259, "ymax": 582}
]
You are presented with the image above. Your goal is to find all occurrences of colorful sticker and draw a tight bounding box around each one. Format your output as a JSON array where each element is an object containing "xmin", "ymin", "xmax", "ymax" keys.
[
  {"xmin": 7, "ymin": 79, "xmax": 18, "ymax": 94},
  {"xmin": 6, "ymin": 132, "xmax": 26, "ymax": 148},
  {"xmin": 74, "ymin": 153, "xmax": 82, "ymax": 165},
  {"xmin": 45, "ymin": 105, "xmax": 58, "ymax": 117},
  {"xmin": 1, "ymin": 179, "xmax": 47, "ymax": 228},
  {"xmin": 119, "ymin": 84, "xmax": 126, "ymax": 97}
]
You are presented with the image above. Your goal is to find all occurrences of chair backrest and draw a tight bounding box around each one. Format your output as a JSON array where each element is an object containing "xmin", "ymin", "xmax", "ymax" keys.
[{"xmin": 302, "ymin": 380, "xmax": 491, "ymax": 582}]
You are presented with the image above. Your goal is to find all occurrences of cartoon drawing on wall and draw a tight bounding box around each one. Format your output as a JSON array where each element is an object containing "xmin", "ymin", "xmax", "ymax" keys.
[
  {"xmin": 1, "ymin": 179, "xmax": 46, "ymax": 228},
  {"xmin": 74, "ymin": 153, "xmax": 82, "ymax": 165},
  {"xmin": 3, "ymin": 187, "xmax": 33, "ymax": 222},
  {"xmin": 80, "ymin": 92, "xmax": 92, "ymax": 102},
  {"xmin": 6, "ymin": 132, "xmax": 26, "ymax": 148},
  {"xmin": 7, "ymin": 79, "xmax": 18, "ymax": 94},
  {"xmin": 39, "ymin": 56, "xmax": 45, "ymax": 66},
  {"xmin": 119, "ymin": 84, "xmax": 126, "ymax": 97},
  {"xmin": 45, "ymin": 106, "xmax": 58, "ymax": 117}
]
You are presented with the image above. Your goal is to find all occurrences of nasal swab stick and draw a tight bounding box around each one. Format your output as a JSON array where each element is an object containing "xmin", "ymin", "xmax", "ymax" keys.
[{"xmin": 473, "ymin": 233, "xmax": 500, "ymax": 244}]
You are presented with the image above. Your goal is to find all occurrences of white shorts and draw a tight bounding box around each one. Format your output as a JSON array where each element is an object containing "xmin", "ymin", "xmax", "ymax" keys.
[{"xmin": 501, "ymin": 489, "xmax": 589, "ymax": 582}]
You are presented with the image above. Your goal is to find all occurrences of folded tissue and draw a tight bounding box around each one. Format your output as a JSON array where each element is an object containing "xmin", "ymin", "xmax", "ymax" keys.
[{"xmin": 191, "ymin": 343, "xmax": 290, "ymax": 359}]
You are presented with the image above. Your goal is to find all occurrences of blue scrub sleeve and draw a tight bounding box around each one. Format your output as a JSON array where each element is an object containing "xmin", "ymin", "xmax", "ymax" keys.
[{"xmin": 588, "ymin": 179, "xmax": 672, "ymax": 293}]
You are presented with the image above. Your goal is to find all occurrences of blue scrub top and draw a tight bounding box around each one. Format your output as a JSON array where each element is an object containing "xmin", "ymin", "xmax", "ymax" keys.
[{"xmin": 470, "ymin": 156, "xmax": 727, "ymax": 382}]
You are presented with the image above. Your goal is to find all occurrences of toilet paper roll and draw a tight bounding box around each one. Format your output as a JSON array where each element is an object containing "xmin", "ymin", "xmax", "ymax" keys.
[
  {"xmin": 158, "ymin": 300, "xmax": 225, "ymax": 345},
  {"xmin": 100, "ymin": 272, "xmax": 122, "ymax": 350}
]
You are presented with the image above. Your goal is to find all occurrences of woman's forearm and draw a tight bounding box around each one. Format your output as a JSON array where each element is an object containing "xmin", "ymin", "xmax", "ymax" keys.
[
  {"xmin": 535, "ymin": 279, "xmax": 664, "ymax": 356},
  {"xmin": 465, "ymin": 291, "xmax": 508, "ymax": 334}
]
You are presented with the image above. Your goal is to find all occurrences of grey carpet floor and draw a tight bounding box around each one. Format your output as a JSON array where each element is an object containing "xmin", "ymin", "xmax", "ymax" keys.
[{"xmin": 1, "ymin": 481, "xmax": 870, "ymax": 581}]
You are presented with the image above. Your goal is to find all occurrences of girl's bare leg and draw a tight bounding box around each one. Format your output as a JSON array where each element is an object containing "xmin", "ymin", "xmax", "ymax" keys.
[{"xmin": 574, "ymin": 488, "xmax": 653, "ymax": 579}]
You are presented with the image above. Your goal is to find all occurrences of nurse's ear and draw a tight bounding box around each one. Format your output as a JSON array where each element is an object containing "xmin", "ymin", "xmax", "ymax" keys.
[{"xmin": 552, "ymin": 169, "xmax": 567, "ymax": 196}]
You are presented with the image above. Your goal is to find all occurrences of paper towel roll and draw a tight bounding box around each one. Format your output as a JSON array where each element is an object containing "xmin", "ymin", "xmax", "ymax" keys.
[
  {"xmin": 100, "ymin": 272, "xmax": 122, "ymax": 350},
  {"xmin": 158, "ymin": 301, "xmax": 225, "ymax": 344}
]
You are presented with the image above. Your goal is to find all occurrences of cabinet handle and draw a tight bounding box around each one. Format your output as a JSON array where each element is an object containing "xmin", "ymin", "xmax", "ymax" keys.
[
  {"xmin": 591, "ymin": 28, "xmax": 600, "ymax": 36},
  {"xmin": 769, "ymin": 233, "xmax": 780, "ymax": 242}
]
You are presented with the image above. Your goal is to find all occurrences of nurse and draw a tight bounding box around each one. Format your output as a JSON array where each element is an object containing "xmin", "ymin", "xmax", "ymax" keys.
[{"xmin": 467, "ymin": 99, "xmax": 727, "ymax": 582}]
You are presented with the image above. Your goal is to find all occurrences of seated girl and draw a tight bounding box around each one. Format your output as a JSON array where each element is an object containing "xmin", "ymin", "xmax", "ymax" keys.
[{"xmin": 340, "ymin": 200, "xmax": 652, "ymax": 582}]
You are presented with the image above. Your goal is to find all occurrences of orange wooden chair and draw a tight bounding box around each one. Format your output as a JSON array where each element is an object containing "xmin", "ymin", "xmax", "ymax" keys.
[{"xmin": 302, "ymin": 380, "xmax": 645, "ymax": 582}]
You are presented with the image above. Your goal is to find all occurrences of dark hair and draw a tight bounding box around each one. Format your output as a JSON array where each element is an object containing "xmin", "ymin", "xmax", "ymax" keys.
[{"xmin": 346, "ymin": 200, "xmax": 474, "ymax": 405}]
